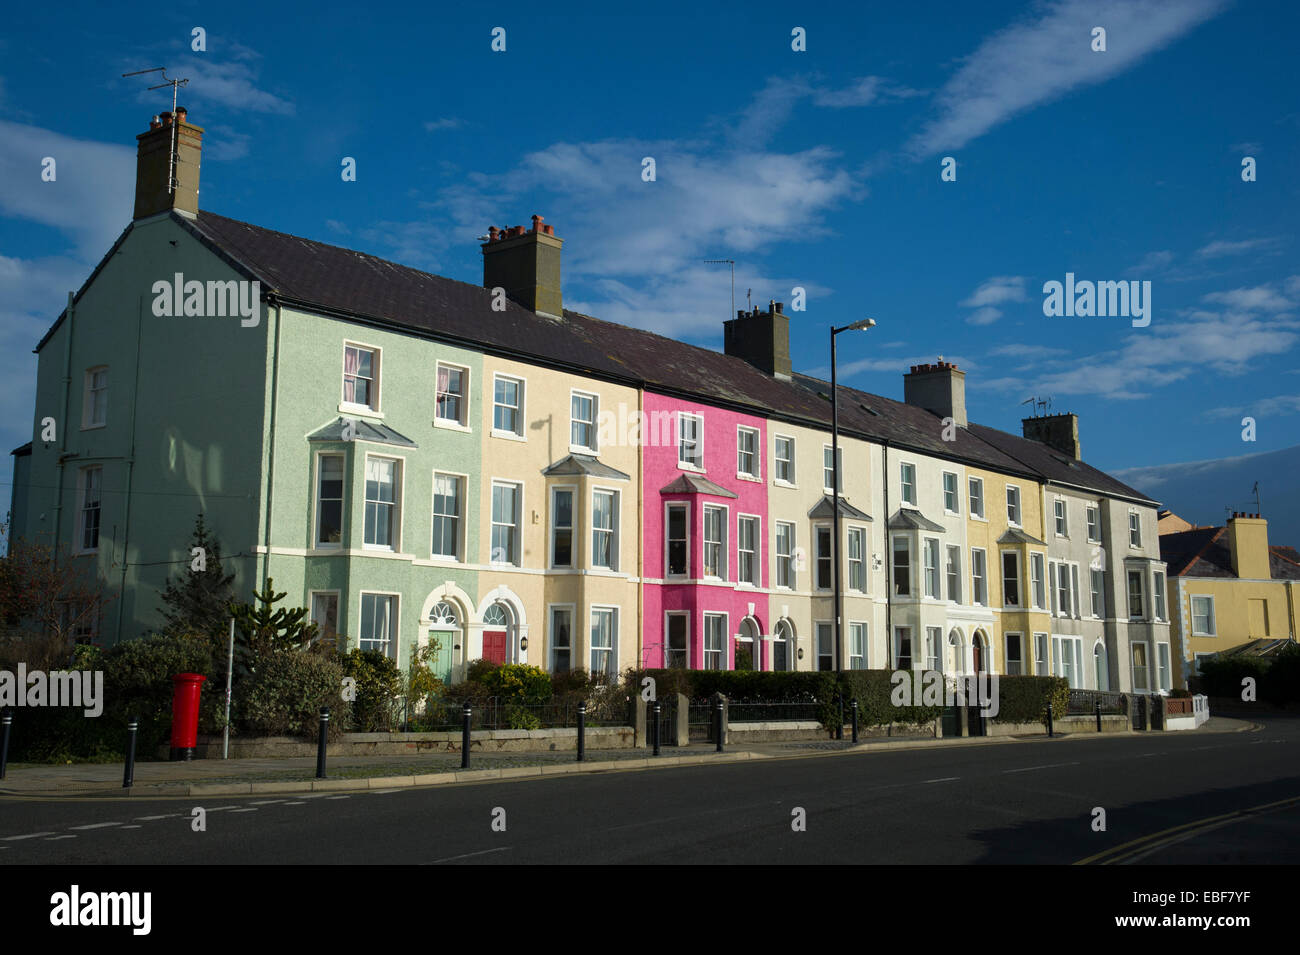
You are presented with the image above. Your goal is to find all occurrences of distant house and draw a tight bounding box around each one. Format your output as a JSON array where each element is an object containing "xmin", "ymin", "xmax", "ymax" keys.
[{"xmin": 1161, "ymin": 513, "xmax": 1300, "ymax": 687}]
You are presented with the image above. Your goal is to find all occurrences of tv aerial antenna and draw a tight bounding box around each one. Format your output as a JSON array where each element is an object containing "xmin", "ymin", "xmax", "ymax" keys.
[
  {"xmin": 122, "ymin": 67, "xmax": 190, "ymax": 194},
  {"xmin": 703, "ymin": 259, "xmax": 735, "ymax": 319},
  {"xmin": 1021, "ymin": 395, "xmax": 1052, "ymax": 416}
]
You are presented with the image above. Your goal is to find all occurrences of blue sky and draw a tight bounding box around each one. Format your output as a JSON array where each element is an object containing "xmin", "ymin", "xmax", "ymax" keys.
[{"xmin": 2, "ymin": 0, "xmax": 1297, "ymax": 526}]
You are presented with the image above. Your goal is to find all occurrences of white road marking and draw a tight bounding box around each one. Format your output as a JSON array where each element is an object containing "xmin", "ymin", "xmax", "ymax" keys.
[
  {"xmin": 120, "ymin": 825, "xmax": 142, "ymax": 829},
  {"xmin": 45, "ymin": 835, "xmax": 76, "ymax": 841},
  {"xmin": 325, "ymin": 795, "xmax": 351, "ymax": 800},
  {"xmin": 250, "ymin": 799, "xmax": 288, "ymax": 805},
  {"xmin": 134, "ymin": 814, "xmax": 180, "ymax": 821},
  {"xmin": 370, "ymin": 789, "xmax": 402, "ymax": 795},
  {"xmin": 1003, "ymin": 761, "xmax": 1080, "ymax": 774},
  {"xmin": 424, "ymin": 846, "xmax": 512, "ymax": 864},
  {"xmin": 924, "ymin": 777, "xmax": 961, "ymax": 783},
  {"xmin": 284, "ymin": 801, "xmax": 306, "ymax": 805},
  {"xmin": 204, "ymin": 806, "xmax": 241, "ymax": 811},
  {"xmin": 71, "ymin": 822, "xmax": 122, "ymax": 830},
  {"xmin": 2, "ymin": 832, "xmax": 55, "ymax": 841},
  {"xmin": 228, "ymin": 808, "xmax": 258, "ymax": 813}
]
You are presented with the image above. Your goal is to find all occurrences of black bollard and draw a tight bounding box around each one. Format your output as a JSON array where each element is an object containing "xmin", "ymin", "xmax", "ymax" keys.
[
  {"xmin": 316, "ymin": 707, "xmax": 329, "ymax": 779},
  {"xmin": 836, "ymin": 693, "xmax": 844, "ymax": 741},
  {"xmin": 1095, "ymin": 699, "xmax": 1103, "ymax": 733},
  {"xmin": 1046, "ymin": 700, "xmax": 1054, "ymax": 738},
  {"xmin": 0, "ymin": 709, "xmax": 11, "ymax": 781},
  {"xmin": 123, "ymin": 715, "xmax": 139, "ymax": 789},
  {"xmin": 715, "ymin": 698, "xmax": 724, "ymax": 753},
  {"xmin": 576, "ymin": 702, "xmax": 586, "ymax": 762},
  {"xmin": 652, "ymin": 701, "xmax": 661, "ymax": 757},
  {"xmin": 461, "ymin": 702, "xmax": 472, "ymax": 769},
  {"xmin": 851, "ymin": 699, "xmax": 859, "ymax": 743}
]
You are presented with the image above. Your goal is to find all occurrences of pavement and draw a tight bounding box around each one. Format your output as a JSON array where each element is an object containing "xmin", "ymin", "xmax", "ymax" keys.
[{"xmin": 0, "ymin": 716, "xmax": 1253, "ymax": 798}]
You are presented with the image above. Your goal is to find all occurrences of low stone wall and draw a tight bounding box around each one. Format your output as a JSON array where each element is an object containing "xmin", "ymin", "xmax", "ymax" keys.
[
  {"xmin": 985, "ymin": 714, "xmax": 1128, "ymax": 736},
  {"xmin": 171, "ymin": 726, "xmax": 636, "ymax": 760}
]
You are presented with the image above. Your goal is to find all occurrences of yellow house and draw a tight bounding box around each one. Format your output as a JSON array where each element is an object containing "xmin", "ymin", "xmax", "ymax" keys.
[{"xmin": 1161, "ymin": 512, "xmax": 1300, "ymax": 687}]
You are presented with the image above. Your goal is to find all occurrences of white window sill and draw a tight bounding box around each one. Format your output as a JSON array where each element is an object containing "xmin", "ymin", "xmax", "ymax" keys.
[
  {"xmin": 429, "ymin": 554, "xmax": 461, "ymax": 563},
  {"xmin": 435, "ymin": 419, "xmax": 472, "ymax": 433},
  {"xmin": 570, "ymin": 445, "xmax": 599, "ymax": 455},
  {"xmin": 737, "ymin": 473, "xmax": 762, "ymax": 483},
  {"xmin": 773, "ymin": 479, "xmax": 796, "ymax": 489},
  {"xmin": 339, "ymin": 403, "xmax": 382, "ymax": 418},
  {"xmin": 970, "ymin": 514, "xmax": 987, "ymax": 522},
  {"xmin": 678, "ymin": 463, "xmax": 706, "ymax": 474},
  {"xmin": 492, "ymin": 430, "xmax": 527, "ymax": 442}
]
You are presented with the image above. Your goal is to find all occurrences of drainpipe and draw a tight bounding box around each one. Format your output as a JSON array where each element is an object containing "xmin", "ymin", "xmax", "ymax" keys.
[
  {"xmin": 262, "ymin": 295, "xmax": 282, "ymax": 592},
  {"xmin": 52, "ymin": 291, "xmax": 74, "ymax": 563},
  {"xmin": 112, "ymin": 293, "xmax": 145, "ymax": 643},
  {"xmin": 882, "ymin": 439, "xmax": 891, "ymax": 668}
]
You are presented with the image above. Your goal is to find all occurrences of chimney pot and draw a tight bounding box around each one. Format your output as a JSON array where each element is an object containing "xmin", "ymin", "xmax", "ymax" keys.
[
  {"xmin": 133, "ymin": 109, "xmax": 202, "ymax": 219},
  {"xmin": 175, "ymin": 106, "xmax": 188, "ymax": 122}
]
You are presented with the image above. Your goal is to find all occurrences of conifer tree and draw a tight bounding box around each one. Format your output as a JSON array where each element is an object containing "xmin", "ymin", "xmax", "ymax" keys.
[{"xmin": 159, "ymin": 512, "xmax": 236, "ymax": 639}]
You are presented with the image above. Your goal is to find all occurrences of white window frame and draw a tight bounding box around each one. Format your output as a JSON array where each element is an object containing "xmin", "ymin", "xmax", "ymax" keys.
[
  {"xmin": 1054, "ymin": 497, "xmax": 1068, "ymax": 537},
  {"xmin": 435, "ymin": 360, "xmax": 470, "ymax": 430},
  {"xmin": 971, "ymin": 547, "xmax": 987, "ymax": 606},
  {"xmin": 946, "ymin": 544, "xmax": 962, "ymax": 604},
  {"xmin": 358, "ymin": 591, "xmax": 400, "ymax": 659},
  {"xmin": 570, "ymin": 389, "xmax": 599, "ymax": 453},
  {"xmin": 315, "ymin": 451, "xmax": 346, "ymax": 549},
  {"xmin": 816, "ymin": 621, "xmax": 834, "ymax": 671},
  {"xmin": 550, "ymin": 485, "xmax": 576, "ymax": 569},
  {"xmin": 549, "ymin": 604, "xmax": 575, "ymax": 673},
  {"xmin": 923, "ymin": 537, "xmax": 940, "ymax": 598},
  {"xmin": 665, "ymin": 501, "xmax": 689, "ymax": 579},
  {"xmin": 1126, "ymin": 568, "xmax": 1146, "ymax": 620},
  {"xmin": 850, "ymin": 622, "xmax": 868, "ymax": 670},
  {"xmin": 969, "ymin": 476, "xmax": 985, "ymax": 519},
  {"xmin": 1190, "ymin": 595, "xmax": 1216, "ymax": 636},
  {"xmin": 1001, "ymin": 550, "xmax": 1021, "ymax": 609},
  {"xmin": 664, "ymin": 611, "xmax": 690, "ymax": 668},
  {"xmin": 892, "ymin": 535, "xmax": 912, "ymax": 597},
  {"xmin": 1086, "ymin": 506, "xmax": 1100, "ymax": 542},
  {"xmin": 1006, "ymin": 485, "xmax": 1022, "ymax": 526},
  {"xmin": 678, "ymin": 412, "xmax": 704, "ymax": 470},
  {"xmin": 342, "ymin": 342, "xmax": 381, "ymax": 414},
  {"xmin": 774, "ymin": 434, "xmax": 795, "ymax": 486},
  {"xmin": 892, "ymin": 626, "xmax": 913, "ymax": 670},
  {"xmin": 363, "ymin": 454, "xmax": 402, "ymax": 552},
  {"xmin": 823, "ymin": 445, "xmax": 843, "ymax": 493},
  {"xmin": 1129, "ymin": 510, "xmax": 1143, "ymax": 549},
  {"xmin": 942, "ymin": 472, "xmax": 959, "ymax": 514},
  {"xmin": 1152, "ymin": 570, "xmax": 1167, "ymax": 622},
  {"xmin": 591, "ymin": 487, "xmax": 619, "ymax": 571},
  {"xmin": 1157, "ymin": 642, "xmax": 1171, "ymax": 692},
  {"xmin": 76, "ymin": 465, "xmax": 103, "ymax": 554},
  {"xmin": 738, "ymin": 514, "xmax": 760, "ymax": 587},
  {"xmin": 82, "ymin": 366, "xmax": 108, "ymax": 429},
  {"xmin": 492, "ymin": 373, "xmax": 525, "ymax": 439},
  {"xmin": 310, "ymin": 591, "xmax": 341, "ymax": 647},
  {"xmin": 848, "ymin": 526, "xmax": 867, "ymax": 593},
  {"xmin": 490, "ymin": 479, "xmax": 523, "ymax": 566},
  {"xmin": 1004, "ymin": 632, "xmax": 1024, "ymax": 675},
  {"xmin": 1090, "ymin": 568, "xmax": 1105, "ymax": 618},
  {"xmin": 1034, "ymin": 632, "xmax": 1049, "ymax": 676},
  {"xmin": 703, "ymin": 612, "xmax": 727, "ymax": 670},
  {"xmin": 1030, "ymin": 552, "xmax": 1046, "ymax": 610},
  {"xmin": 814, "ymin": 523, "xmax": 833, "ymax": 592},
  {"xmin": 900, "ymin": 462, "xmax": 917, "ymax": 506},
  {"xmin": 431, "ymin": 470, "xmax": 466, "ymax": 561},
  {"xmin": 590, "ymin": 606, "xmax": 619, "ymax": 679},
  {"xmin": 702, "ymin": 503, "xmax": 728, "ymax": 580},
  {"xmin": 1131, "ymin": 641, "xmax": 1151, "ymax": 692},
  {"xmin": 775, "ymin": 521, "xmax": 796, "ymax": 590},
  {"xmin": 736, "ymin": 425, "xmax": 760, "ymax": 480}
]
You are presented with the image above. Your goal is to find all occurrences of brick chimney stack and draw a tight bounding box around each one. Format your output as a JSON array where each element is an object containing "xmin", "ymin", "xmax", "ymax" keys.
[
  {"xmin": 723, "ymin": 301, "xmax": 791, "ymax": 380},
  {"xmin": 1022, "ymin": 411, "xmax": 1081, "ymax": 460},
  {"xmin": 1226, "ymin": 512, "xmax": 1271, "ymax": 580},
  {"xmin": 904, "ymin": 360, "xmax": 967, "ymax": 428},
  {"xmin": 133, "ymin": 107, "xmax": 203, "ymax": 220},
  {"xmin": 481, "ymin": 215, "xmax": 563, "ymax": 318}
]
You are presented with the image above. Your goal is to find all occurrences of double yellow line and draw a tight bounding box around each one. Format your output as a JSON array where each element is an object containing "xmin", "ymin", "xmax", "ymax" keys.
[{"xmin": 1076, "ymin": 794, "xmax": 1300, "ymax": 864}]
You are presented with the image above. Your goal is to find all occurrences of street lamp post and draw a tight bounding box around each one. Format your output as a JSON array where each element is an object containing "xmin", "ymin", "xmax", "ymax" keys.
[{"xmin": 830, "ymin": 319, "xmax": 877, "ymax": 674}]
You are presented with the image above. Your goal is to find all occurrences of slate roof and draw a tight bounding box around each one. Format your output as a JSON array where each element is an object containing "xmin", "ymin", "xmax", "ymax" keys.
[
  {"xmin": 1160, "ymin": 526, "xmax": 1300, "ymax": 580},
  {"xmin": 659, "ymin": 474, "xmax": 738, "ymax": 498},
  {"xmin": 807, "ymin": 494, "xmax": 872, "ymax": 521},
  {"xmin": 998, "ymin": 527, "xmax": 1047, "ymax": 547},
  {"xmin": 888, "ymin": 508, "xmax": 947, "ymax": 532},
  {"xmin": 31, "ymin": 208, "xmax": 1160, "ymax": 506},
  {"xmin": 967, "ymin": 423, "xmax": 1157, "ymax": 505},
  {"xmin": 10, "ymin": 442, "xmax": 32, "ymax": 457},
  {"xmin": 307, "ymin": 417, "xmax": 417, "ymax": 448},
  {"xmin": 541, "ymin": 454, "xmax": 630, "ymax": 481}
]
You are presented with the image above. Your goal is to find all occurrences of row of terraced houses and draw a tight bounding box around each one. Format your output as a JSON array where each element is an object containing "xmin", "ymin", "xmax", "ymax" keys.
[{"xmin": 8, "ymin": 111, "xmax": 1176, "ymax": 694}]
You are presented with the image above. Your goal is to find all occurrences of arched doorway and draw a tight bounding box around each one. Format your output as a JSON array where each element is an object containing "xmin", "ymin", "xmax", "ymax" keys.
[
  {"xmin": 773, "ymin": 619, "xmax": 795, "ymax": 671},
  {"xmin": 425, "ymin": 600, "xmax": 460, "ymax": 683},
  {"xmin": 946, "ymin": 629, "xmax": 965, "ymax": 676},
  {"xmin": 972, "ymin": 631, "xmax": 987, "ymax": 674},
  {"xmin": 735, "ymin": 617, "xmax": 760, "ymax": 670},
  {"xmin": 481, "ymin": 602, "xmax": 510, "ymax": 665},
  {"xmin": 1093, "ymin": 642, "xmax": 1110, "ymax": 691}
]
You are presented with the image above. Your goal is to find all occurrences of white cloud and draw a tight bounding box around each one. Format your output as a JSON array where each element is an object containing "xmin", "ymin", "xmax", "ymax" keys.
[
  {"xmin": 1196, "ymin": 237, "xmax": 1282, "ymax": 259},
  {"xmin": 732, "ymin": 75, "xmax": 919, "ymax": 146},
  {"xmin": 1202, "ymin": 284, "xmax": 1293, "ymax": 312},
  {"xmin": 906, "ymin": 0, "xmax": 1226, "ymax": 156},
  {"xmin": 961, "ymin": 275, "xmax": 1027, "ymax": 308},
  {"xmin": 424, "ymin": 118, "xmax": 463, "ymax": 131},
  {"xmin": 1127, "ymin": 249, "xmax": 1175, "ymax": 274},
  {"xmin": 1205, "ymin": 395, "xmax": 1300, "ymax": 420},
  {"xmin": 133, "ymin": 54, "xmax": 293, "ymax": 116}
]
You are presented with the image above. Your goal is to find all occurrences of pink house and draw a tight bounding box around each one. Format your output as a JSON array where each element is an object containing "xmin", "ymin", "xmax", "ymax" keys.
[{"xmin": 641, "ymin": 392, "xmax": 770, "ymax": 670}]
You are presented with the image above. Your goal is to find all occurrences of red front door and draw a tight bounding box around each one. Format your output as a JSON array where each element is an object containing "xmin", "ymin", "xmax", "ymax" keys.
[{"xmin": 483, "ymin": 630, "xmax": 507, "ymax": 664}]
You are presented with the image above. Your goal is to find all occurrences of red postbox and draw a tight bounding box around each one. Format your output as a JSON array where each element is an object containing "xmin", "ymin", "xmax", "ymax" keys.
[{"xmin": 169, "ymin": 673, "xmax": 207, "ymax": 761}]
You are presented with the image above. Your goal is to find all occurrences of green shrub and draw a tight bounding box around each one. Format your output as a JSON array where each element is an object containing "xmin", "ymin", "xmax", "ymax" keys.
[
  {"xmin": 340, "ymin": 648, "xmax": 402, "ymax": 731},
  {"xmin": 239, "ymin": 651, "xmax": 349, "ymax": 738},
  {"xmin": 992, "ymin": 675, "xmax": 1069, "ymax": 724},
  {"xmin": 465, "ymin": 658, "xmax": 500, "ymax": 684},
  {"xmin": 840, "ymin": 670, "xmax": 944, "ymax": 727},
  {"xmin": 484, "ymin": 664, "xmax": 551, "ymax": 705},
  {"xmin": 505, "ymin": 704, "xmax": 541, "ymax": 730},
  {"xmin": 1197, "ymin": 655, "xmax": 1270, "ymax": 700}
]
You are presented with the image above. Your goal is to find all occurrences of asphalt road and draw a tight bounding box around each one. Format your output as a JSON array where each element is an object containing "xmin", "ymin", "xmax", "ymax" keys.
[{"xmin": 2, "ymin": 716, "xmax": 1297, "ymax": 865}]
